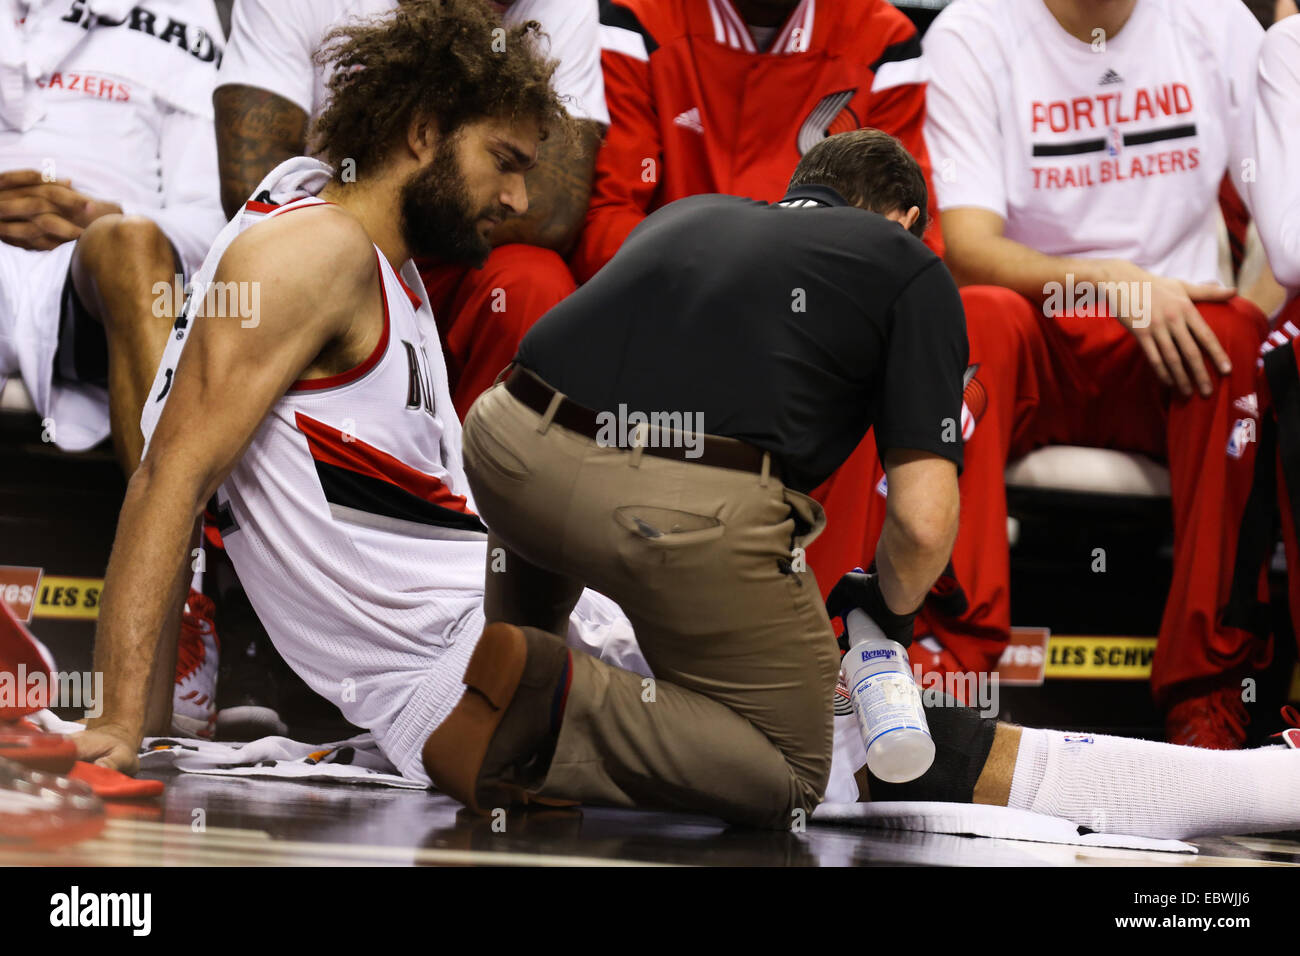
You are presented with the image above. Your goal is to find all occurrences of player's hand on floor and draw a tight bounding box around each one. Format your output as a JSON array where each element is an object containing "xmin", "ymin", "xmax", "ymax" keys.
[
  {"xmin": 74, "ymin": 723, "xmax": 141, "ymax": 774},
  {"xmin": 1110, "ymin": 266, "xmax": 1234, "ymax": 398}
]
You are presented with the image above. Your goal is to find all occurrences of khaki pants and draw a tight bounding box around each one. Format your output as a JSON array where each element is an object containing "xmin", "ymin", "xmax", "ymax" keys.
[{"xmin": 461, "ymin": 380, "xmax": 841, "ymax": 828}]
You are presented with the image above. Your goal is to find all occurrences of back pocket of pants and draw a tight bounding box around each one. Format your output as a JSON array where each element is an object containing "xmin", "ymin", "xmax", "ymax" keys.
[
  {"xmin": 463, "ymin": 421, "xmax": 531, "ymax": 482},
  {"xmin": 614, "ymin": 505, "xmax": 724, "ymax": 549}
]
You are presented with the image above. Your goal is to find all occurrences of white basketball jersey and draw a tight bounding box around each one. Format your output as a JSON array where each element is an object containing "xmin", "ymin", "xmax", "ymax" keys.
[
  {"xmin": 141, "ymin": 163, "xmax": 649, "ymax": 781},
  {"xmin": 143, "ymin": 192, "xmax": 491, "ymax": 772}
]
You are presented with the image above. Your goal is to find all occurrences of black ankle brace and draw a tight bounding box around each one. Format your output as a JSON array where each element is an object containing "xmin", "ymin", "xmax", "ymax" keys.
[{"xmin": 865, "ymin": 700, "xmax": 997, "ymax": 803}]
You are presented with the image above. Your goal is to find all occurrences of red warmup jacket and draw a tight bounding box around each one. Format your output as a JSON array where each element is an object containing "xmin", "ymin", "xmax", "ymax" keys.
[{"xmin": 570, "ymin": 0, "xmax": 944, "ymax": 283}]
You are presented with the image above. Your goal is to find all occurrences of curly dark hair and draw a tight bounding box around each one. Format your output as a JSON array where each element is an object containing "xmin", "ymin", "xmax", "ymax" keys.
[{"xmin": 311, "ymin": 0, "xmax": 572, "ymax": 176}]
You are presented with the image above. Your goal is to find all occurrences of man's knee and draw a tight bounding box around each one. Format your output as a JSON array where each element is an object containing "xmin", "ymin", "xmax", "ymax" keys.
[
  {"xmin": 71, "ymin": 216, "xmax": 177, "ymax": 330},
  {"xmin": 74, "ymin": 214, "xmax": 174, "ymax": 280},
  {"xmin": 1195, "ymin": 297, "xmax": 1269, "ymax": 361}
]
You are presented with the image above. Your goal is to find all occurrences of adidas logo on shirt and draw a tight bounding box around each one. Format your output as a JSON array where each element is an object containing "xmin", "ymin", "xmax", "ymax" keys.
[
  {"xmin": 1099, "ymin": 68, "xmax": 1124, "ymax": 86},
  {"xmin": 673, "ymin": 107, "xmax": 704, "ymax": 135}
]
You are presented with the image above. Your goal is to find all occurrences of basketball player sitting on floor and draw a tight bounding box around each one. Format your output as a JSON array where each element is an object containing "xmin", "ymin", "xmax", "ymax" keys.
[{"xmin": 75, "ymin": 0, "xmax": 1300, "ymax": 838}]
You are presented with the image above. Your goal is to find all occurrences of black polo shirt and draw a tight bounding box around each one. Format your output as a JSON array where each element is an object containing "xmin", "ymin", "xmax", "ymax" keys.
[{"xmin": 515, "ymin": 185, "xmax": 969, "ymax": 493}]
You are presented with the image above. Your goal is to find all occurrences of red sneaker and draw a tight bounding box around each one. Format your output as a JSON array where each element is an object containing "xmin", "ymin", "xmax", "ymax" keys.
[
  {"xmin": 1165, "ymin": 684, "xmax": 1251, "ymax": 749},
  {"xmin": 0, "ymin": 719, "xmax": 77, "ymax": 773},
  {"xmin": 0, "ymin": 602, "xmax": 82, "ymax": 771},
  {"xmin": 1267, "ymin": 705, "xmax": 1300, "ymax": 749},
  {"xmin": 0, "ymin": 595, "xmax": 55, "ymax": 721},
  {"xmin": 172, "ymin": 590, "xmax": 220, "ymax": 738},
  {"xmin": 0, "ymin": 755, "xmax": 105, "ymax": 848}
]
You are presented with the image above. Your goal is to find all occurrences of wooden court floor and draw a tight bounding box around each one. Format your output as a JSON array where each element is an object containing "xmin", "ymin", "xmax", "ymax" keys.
[{"xmin": 7, "ymin": 770, "xmax": 1300, "ymax": 867}]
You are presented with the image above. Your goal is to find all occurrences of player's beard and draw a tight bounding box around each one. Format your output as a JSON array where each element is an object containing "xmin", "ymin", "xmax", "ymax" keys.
[{"xmin": 399, "ymin": 143, "xmax": 502, "ymax": 267}]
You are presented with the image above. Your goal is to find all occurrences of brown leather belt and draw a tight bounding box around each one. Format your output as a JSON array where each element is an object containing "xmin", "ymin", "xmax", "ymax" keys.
[{"xmin": 503, "ymin": 365, "xmax": 773, "ymax": 477}]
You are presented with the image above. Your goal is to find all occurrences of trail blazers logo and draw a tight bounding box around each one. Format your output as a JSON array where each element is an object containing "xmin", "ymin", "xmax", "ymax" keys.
[{"xmin": 797, "ymin": 89, "xmax": 858, "ymax": 155}]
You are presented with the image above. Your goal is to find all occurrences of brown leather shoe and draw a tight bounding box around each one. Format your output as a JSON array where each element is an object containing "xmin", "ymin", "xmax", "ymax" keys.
[{"xmin": 422, "ymin": 622, "xmax": 572, "ymax": 813}]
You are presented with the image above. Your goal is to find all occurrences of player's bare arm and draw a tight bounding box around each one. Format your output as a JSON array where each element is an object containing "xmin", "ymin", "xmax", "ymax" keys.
[
  {"xmin": 487, "ymin": 118, "xmax": 602, "ymax": 256},
  {"xmin": 942, "ymin": 206, "xmax": 1235, "ymax": 399},
  {"xmin": 75, "ymin": 207, "xmax": 380, "ymax": 771},
  {"xmin": 0, "ymin": 169, "xmax": 123, "ymax": 250},
  {"xmin": 214, "ymin": 85, "xmax": 310, "ymax": 220},
  {"xmin": 874, "ymin": 449, "xmax": 959, "ymax": 615}
]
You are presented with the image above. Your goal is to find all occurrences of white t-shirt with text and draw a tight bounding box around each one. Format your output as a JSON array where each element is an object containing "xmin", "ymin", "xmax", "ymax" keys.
[
  {"xmin": 218, "ymin": 0, "xmax": 609, "ymax": 127},
  {"xmin": 923, "ymin": 0, "xmax": 1263, "ymax": 283}
]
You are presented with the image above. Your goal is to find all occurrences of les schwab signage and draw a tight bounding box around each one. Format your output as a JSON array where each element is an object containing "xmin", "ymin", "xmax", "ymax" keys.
[{"xmin": 0, "ymin": 566, "xmax": 104, "ymax": 622}]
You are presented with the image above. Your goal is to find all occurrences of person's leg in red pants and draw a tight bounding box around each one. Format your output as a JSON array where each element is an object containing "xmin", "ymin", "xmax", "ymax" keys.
[
  {"xmin": 917, "ymin": 286, "xmax": 1078, "ymax": 675},
  {"xmin": 873, "ymin": 286, "xmax": 1267, "ymax": 746},
  {"xmin": 1265, "ymin": 298, "xmax": 1300, "ymax": 703},
  {"xmin": 1151, "ymin": 298, "xmax": 1272, "ymax": 741},
  {"xmin": 829, "ymin": 287, "xmax": 1062, "ymax": 673},
  {"xmin": 805, "ymin": 432, "xmax": 882, "ymax": 601},
  {"xmin": 419, "ymin": 244, "xmax": 577, "ymax": 422},
  {"xmin": 1031, "ymin": 296, "xmax": 1271, "ymax": 745}
]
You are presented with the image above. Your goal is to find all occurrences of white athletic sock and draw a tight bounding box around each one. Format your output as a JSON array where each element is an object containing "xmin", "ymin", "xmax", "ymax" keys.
[{"xmin": 1007, "ymin": 727, "xmax": 1300, "ymax": 840}]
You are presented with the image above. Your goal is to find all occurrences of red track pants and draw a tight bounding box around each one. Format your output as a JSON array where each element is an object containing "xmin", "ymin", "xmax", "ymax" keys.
[{"xmin": 809, "ymin": 285, "xmax": 1268, "ymax": 704}]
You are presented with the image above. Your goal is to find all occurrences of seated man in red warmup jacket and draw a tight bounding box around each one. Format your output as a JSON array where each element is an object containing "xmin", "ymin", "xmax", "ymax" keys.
[{"xmin": 574, "ymin": 0, "xmax": 945, "ymax": 602}]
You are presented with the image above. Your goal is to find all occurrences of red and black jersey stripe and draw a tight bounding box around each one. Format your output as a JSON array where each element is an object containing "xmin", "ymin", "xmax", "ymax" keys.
[{"xmin": 296, "ymin": 413, "xmax": 486, "ymax": 536}]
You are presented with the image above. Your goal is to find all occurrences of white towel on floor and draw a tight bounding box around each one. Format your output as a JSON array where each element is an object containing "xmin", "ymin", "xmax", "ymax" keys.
[
  {"xmin": 812, "ymin": 800, "xmax": 1196, "ymax": 853},
  {"xmin": 138, "ymin": 733, "xmax": 423, "ymax": 789}
]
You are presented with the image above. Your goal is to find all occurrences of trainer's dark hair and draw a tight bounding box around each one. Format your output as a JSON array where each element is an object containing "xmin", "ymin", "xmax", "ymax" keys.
[
  {"xmin": 787, "ymin": 129, "xmax": 928, "ymax": 239},
  {"xmin": 311, "ymin": 0, "xmax": 571, "ymax": 176}
]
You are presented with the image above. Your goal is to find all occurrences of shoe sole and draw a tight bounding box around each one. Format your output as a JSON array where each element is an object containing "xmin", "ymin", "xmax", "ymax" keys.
[
  {"xmin": 170, "ymin": 711, "xmax": 216, "ymax": 739},
  {"xmin": 215, "ymin": 706, "xmax": 288, "ymax": 742},
  {"xmin": 422, "ymin": 622, "xmax": 534, "ymax": 814}
]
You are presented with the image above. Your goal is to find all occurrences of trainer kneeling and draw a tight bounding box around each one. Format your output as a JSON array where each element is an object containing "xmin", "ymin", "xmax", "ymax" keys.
[{"xmin": 423, "ymin": 130, "xmax": 966, "ymax": 828}]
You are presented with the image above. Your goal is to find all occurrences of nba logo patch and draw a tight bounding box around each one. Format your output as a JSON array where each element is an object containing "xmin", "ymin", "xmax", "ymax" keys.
[
  {"xmin": 1227, "ymin": 418, "xmax": 1255, "ymax": 459},
  {"xmin": 875, "ymin": 474, "xmax": 888, "ymax": 498},
  {"xmin": 1063, "ymin": 734, "xmax": 1094, "ymax": 745},
  {"xmin": 1107, "ymin": 126, "xmax": 1122, "ymax": 156}
]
